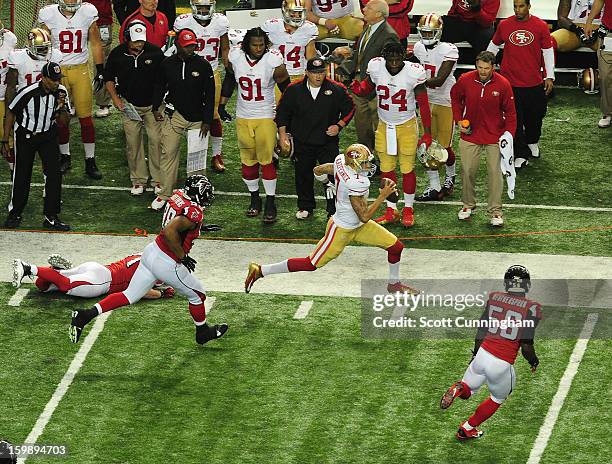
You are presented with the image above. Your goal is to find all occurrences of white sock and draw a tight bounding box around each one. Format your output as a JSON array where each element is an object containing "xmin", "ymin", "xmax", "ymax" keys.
[
  {"xmin": 404, "ymin": 193, "xmax": 415, "ymax": 208},
  {"xmin": 84, "ymin": 143, "xmax": 95, "ymax": 159},
  {"xmin": 243, "ymin": 177, "xmax": 260, "ymax": 192},
  {"xmin": 94, "ymin": 304, "xmax": 103, "ymax": 315},
  {"xmin": 446, "ymin": 162, "xmax": 456, "ymax": 178},
  {"xmin": 30, "ymin": 264, "xmax": 38, "ymax": 276},
  {"xmin": 59, "ymin": 143, "xmax": 70, "ymax": 156},
  {"xmin": 463, "ymin": 421, "xmax": 473, "ymax": 431},
  {"xmin": 261, "ymin": 260, "xmax": 289, "ymax": 276},
  {"xmin": 211, "ymin": 136, "xmax": 222, "ymax": 157},
  {"xmin": 194, "ymin": 319, "xmax": 206, "ymax": 327},
  {"xmin": 388, "ymin": 262, "xmax": 400, "ymax": 283},
  {"xmin": 427, "ymin": 170, "xmax": 441, "ymax": 191},
  {"xmin": 262, "ymin": 178, "xmax": 277, "ymax": 196},
  {"xmin": 386, "ymin": 201, "xmax": 397, "ymax": 209}
]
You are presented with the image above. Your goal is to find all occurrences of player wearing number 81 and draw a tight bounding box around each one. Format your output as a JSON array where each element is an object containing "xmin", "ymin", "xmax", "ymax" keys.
[{"xmin": 38, "ymin": 0, "xmax": 104, "ymax": 179}]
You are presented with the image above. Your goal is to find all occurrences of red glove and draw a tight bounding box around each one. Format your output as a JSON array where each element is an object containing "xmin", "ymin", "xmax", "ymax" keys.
[
  {"xmin": 161, "ymin": 287, "xmax": 175, "ymax": 298},
  {"xmin": 418, "ymin": 133, "xmax": 432, "ymax": 149},
  {"xmin": 350, "ymin": 78, "xmax": 375, "ymax": 96}
]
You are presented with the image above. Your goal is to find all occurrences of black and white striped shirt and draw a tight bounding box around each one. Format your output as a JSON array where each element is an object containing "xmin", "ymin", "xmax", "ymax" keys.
[{"xmin": 8, "ymin": 82, "xmax": 71, "ymax": 134}]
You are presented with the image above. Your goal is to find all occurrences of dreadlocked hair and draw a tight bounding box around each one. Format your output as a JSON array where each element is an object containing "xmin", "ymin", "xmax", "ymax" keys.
[
  {"xmin": 241, "ymin": 27, "xmax": 271, "ymax": 56},
  {"xmin": 381, "ymin": 41, "xmax": 406, "ymax": 60}
]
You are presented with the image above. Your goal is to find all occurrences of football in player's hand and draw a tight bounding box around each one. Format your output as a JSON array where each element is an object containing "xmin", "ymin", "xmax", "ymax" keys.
[{"xmin": 382, "ymin": 178, "xmax": 399, "ymax": 203}]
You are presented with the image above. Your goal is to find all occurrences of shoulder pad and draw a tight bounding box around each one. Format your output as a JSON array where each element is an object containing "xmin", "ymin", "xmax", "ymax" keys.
[{"xmin": 184, "ymin": 204, "xmax": 204, "ymax": 224}]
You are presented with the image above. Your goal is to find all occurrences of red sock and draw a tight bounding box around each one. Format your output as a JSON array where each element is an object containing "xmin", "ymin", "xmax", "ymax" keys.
[
  {"xmin": 79, "ymin": 117, "xmax": 95, "ymax": 143},
  {"xmin": 241, "ymin": 163, "xmax": 259, "ymax": 180},
  {"xmin": 287, "ymin": 257, "xmax": 316, "ymax": 272},
  {"xmin": 189, "ymin": 290, "xmax": 207, "ymax": 324},
  {"xmin": 35, "ymin": 277, "xmax": 51, "ymax": 292},
  {"xmin": 446, "ymin": 147, "xmax": 456, "ymax": 165},
  {"xmin": 468, "ymin": 397, "xmax": 501, "ymax": 427},
  {"xmin": 402, "ymin": 171, "xmax": 416, "ymax": 194},
  {"xmin": 386, "ymin": 240, "xmax": 404, "ymax": 264},
  {"xmin": 210, "ymin": 118, "xmax": 223, "ymax": 137},
  {"xmin": 261, "ymin": 162, "xmax": 277, "ymax": 180},
  {"xmin": 35, "ymin": 267, "xmax": 71, "ymax": 292},
  {"xmin": 98, "ymin": 292, "xmax": 130, "ymax": 313},
  {"xmin": 58, "ymin": 121, "xmax": 70, "ymax": 144}
]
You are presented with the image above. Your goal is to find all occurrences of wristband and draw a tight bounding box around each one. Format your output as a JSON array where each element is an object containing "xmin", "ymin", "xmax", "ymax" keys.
[{"xmin": 318, "ymin": 18, "xmax": 326, "ymax": 26}]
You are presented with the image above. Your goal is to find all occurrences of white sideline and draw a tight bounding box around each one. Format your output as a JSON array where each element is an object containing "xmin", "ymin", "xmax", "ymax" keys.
[
  {"xmin": 526, "ymin": 313, "xmax": 599, "ymax": 464},
  {"xmin": 293, "ymin": 300, "xmax": 313, "ymax": 320},
  {"xmin": 16, "ymin": 313, "xmax": 110, "ymax": 464},
  {"xmin": 8, "ymin": 288, "xmax": 29, "ymax": 307},
  {"xmin": 206, "ymin": 296, "xmax": 216, "ymax": 312},
  {"xmin": 1, "ymin": 182, "xmax": 610, "ymax": 213}
]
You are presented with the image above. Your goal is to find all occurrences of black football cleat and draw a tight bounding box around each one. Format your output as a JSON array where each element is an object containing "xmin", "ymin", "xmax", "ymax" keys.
[
  {"xmin": 69, "ymin": 308, "xmax": 98, "ymax": 343},
  {"xmin": 43, "ymin": 216, "xmax": 71, "ymax": 231},
  {"xmin": 3, "ymin": 214, "xmax": 22, "ymax": 229},
  {"xmin": 85, "ymin": 158, "xmax": 102, "ymax": 180},
  {"xmin": 246, "ymin": 192, "xmax": 262, "ymax": 217},
  {"xmin": 416, "ymin": 187, "xmax": 442, "ymax": 202},
  {"xmin": 59, "ymin": 154, "xmax": 72, "ymax": 174},
  {"xmin": 441, "ymin": 176, "xmax": 455, "ymax": 197},
  {"xmin": 262, "ymin": 195, "xmax": 277, "ymax": 224},
  {"xmin": 195, "ymin": 322, "xmax": 229, "ymax": 345}
]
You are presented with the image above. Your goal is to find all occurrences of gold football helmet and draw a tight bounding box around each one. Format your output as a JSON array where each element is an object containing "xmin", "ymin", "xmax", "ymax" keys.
[
  {"xmin": 27, "ymin": 28, "xmax": 52, "ymax": 61},
  {"xmin": 416, "ymin": 139, "xmax": 448, "ymax": 170},
  {"xmin": 578, "ymin": 68, "xmax": 599, "ymax": 94},
  {"xmin": 58, "ymin": 0, "xmax": 82, "ymax": 13},
  {"xmin": 191, "ymin": 0, "xmax": 215, "ymax": 21},
  {"xmin": 282, "ymin": 0, "xmax": 306, "ymax": 28},
  {"xmin": 418, "ymin": 13, "xmax": 443, "ymax": 46},
  {"xmin": 344, "ymin": 143, "xmax": 375, "ymax": 176}
]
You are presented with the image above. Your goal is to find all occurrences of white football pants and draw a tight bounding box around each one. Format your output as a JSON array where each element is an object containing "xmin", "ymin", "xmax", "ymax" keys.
[
  {"xmin": 462, "ymin": 347, "xmax": 516, "ymax": 403},
  {"xmin": 44, "ymin": 262, "xmax": 111, "ymax": 298}
]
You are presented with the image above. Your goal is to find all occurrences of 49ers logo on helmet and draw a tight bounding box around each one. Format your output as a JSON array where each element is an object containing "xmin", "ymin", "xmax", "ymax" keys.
[{"xmin": 509, "ymin": 30, "xmax": 534, "ymax": 46}]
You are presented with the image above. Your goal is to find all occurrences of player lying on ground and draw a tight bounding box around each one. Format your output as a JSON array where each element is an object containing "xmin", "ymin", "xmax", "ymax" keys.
[
  {"xmin": 13, "ymin": 253, "xmax": 175, "ymax": 300},
  {"xmin": 245, "ymin": 143, "xmax": 419, "ymax": 294},
  {"xmin": 69, "ymin": 175, "xmax": 228, "ymax": 346},
  {"xmin": 440, "ymin": 265, "xmax": 541, "ymax": 440}
]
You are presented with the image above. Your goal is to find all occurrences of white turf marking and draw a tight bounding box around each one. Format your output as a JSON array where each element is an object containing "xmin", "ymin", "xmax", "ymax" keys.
[
  {"xmin": 1, "ymin": 182, "xmax": 609, "ymax": 213},
  {"xmin": 16, "ymin": 313, "xmax": 109, "ymax": 464},
  {"xmin": 8, "ymin": 288, "xmax": 30, "ymax": 307},
  {"xmin": 206, "ymin": 296, "xmax": 216, "ymax": 312},
  {"xmin": 293, "ymin": 300, "xmax": 313, "ymax": 320},
  {"xmin": 526, "ymin": 313, "xmax": 599, "ymax": 464}
]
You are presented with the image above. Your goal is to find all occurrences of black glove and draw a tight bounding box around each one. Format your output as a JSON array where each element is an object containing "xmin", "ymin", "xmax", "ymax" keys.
[
  {"xmin": 181, "ymin": 255, "xmax": 197, "ymax": 272},
  {"xmin": 93, "ymin": 64, "xmax": 105, "ymax": 92},
  {"xmin": 218, "ymin": 104, "xmax": 232, "ymax": 122},
  {"xmin": 201, "ymin": 224, "xmax": 222, "ymax": 232},
  {"xmin": 576, "ymin": 26, "xmax": 598, "ymax": 45}
]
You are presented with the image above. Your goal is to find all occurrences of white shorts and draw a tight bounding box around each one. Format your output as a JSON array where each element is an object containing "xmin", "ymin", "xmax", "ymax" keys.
[
  {"xmin": 462, "ymin": 347, "xmax": 516, "ymax": 403},
  {"xmin": 44, "ymin": 262, "xmax": 112, "ymax": 298}
]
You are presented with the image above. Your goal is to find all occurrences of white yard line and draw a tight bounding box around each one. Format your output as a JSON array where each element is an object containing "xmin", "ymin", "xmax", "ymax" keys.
[
  {"xmin": 8, "ymin": 288, "xmax": 30, "ymax": 306},
  {"xmin": 1, "ymin": 182, "xmax": 610, "ymax": 213},
  {"xmin": 293, "ymin": 300, "xmax": 313, "ymax": 320},
  {"xmin": 206, "ymin": 296, "xmax": 216, "ymax": 312},
  {"xmin": 526, "ymin": 313, "xmax": 599, "ymax": 464},
  {"xmin": 16, "ymin": 313, "xmax": 110, "ymax": 464}
]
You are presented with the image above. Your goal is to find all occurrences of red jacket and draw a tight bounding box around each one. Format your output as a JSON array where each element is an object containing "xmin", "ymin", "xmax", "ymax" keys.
[
  {"xmin": 450, "ymin": 70, "xmax": 516, "ymax": 145},
  {"xmin": 119, "ymin": 9, "xmax": 169, "ymax": 48},
  {"xmin": 447, "ymin": 0, "xmax": 500, "ymax": 28},
  {"xmin": 361, "ymin": 0, "xmax": 414, "ymax": 40},
  {"xmin": 88, "ymin": 0, "xmax": 114, "ymax": 26}
]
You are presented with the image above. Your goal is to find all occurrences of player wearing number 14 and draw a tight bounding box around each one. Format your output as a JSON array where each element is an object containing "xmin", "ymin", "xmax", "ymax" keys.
[{"xmin": 38, "ymin": 0, "xmax": 104, "ymax": 180}]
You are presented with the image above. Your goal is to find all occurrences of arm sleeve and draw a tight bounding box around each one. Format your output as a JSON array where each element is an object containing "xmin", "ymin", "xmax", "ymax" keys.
[
  {"xmin": 475, "ymin": 0, "xmax": 500, "ymax": 27},
  {"xmin": 543, "ymin": 47, "xmax": 555, "ymax": 80},
  {"xmin": 487, "ymin": 41, "xmax": 501, "ymax": 55}
]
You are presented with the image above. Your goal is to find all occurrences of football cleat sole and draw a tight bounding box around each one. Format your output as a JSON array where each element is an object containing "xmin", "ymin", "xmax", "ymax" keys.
[
  {"xmin": 245, "ymin": 262, "xmax": 263, "ymax": 293},
  {"xmin": 69, "ymin": 311, "xmax": 83, "ymax": 344},
  {"xmin": 440, "ymin": 382, "xmax": 464, "ymax": 409},
  {"xmin": 12, "ymin": 259, "xmax": 25, "ymax": 288},
  {"xmin": 456, "ymin": 426, "xmax": 484, "ymax": 440},
  {"xmin": 48, "ymin": 254, "xmax": 73, "ymax": 270}
]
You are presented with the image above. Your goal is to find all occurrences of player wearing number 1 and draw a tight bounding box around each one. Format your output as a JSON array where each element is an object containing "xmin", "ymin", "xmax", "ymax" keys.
[
  {"xmin": 38, "ymin": 0, "xmax": 104, "ymax": 180},
  {"xmin": 440, "ymin": 265, "xmax": 542, "ymax": 440},
  {"xmin": 174, "ymin": 0, "xmax": 230, "ymax": 173}
]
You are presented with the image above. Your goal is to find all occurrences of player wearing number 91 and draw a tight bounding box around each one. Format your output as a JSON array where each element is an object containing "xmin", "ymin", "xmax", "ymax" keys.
[
  {"xmin": 440, "ymin": 265, "xmax": 542, "ymax": 440},
  {"xmin": 219, "ymin": 27, "xmax": 290, "ymax": 224},
  {"xmin": 69, "ymin": 175, "xmax": 229, "ymax": 346},
  {"xmin": 174, "ymin": 0, "xmax": 230, "ymax": 173},
  {"xmin": 38, "ymin": 0, "xmax": 104, "ymax": 180}
]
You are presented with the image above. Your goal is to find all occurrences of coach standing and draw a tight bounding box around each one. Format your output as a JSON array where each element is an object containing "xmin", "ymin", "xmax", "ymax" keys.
[
  {"xmin": 2, "ymin": 63, "xmax": 71, "ymax": 231},
  {"xmin": 118, "ymin": 0, "xmax": 170, "ymax": 49},
  {"xmin": 150, "ymin": 29, "xmax": 215, "ymax": 211},
  {"xmin": 277, "ymin": 58, "xmax": 355, "ymax": 219}
]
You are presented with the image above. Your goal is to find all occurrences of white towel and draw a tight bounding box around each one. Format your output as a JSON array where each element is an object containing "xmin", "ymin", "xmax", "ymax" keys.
[
  {"xmin": 187, "ymin": 129, "xmax": 209, "ymax": 174},
  {"xmin": 498, "ymin": 130, "xmax": 516, "ymax": 199},
  {"xmin": 386, "ymin": 123, "xmax": 397, "ymax": 156}
]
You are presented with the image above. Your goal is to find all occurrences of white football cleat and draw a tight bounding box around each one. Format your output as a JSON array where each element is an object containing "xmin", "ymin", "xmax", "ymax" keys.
[
  {"xmin": 490, "ymin": 215, "xmax": 504, "ymax": 227},
  {"xmin": 12, "ymin": 259, "xmax": 31, "ymax": 288},
  {"xmin": 48, "ymin": 254, "xmax": 72, "ymax": 270},
  {"xmin": 150, "ymin": 196, "xmax": 166, "ymax": 211},
  {"xmin": 598, "ymin": 115, "xmax": 611, "ymax": 128},
  {"xmin": 295, "ymin": 210, "xmax": 311, "ymax": 220},
  {"xmin": 130, "ymin": 184, "xmax": 144, "ymax": 196},
  {"xmin": 458, "ymin": 207, "xmax": 474, "ymax": 220},
  {"xmin": 528, "ymin": 143, "xmax": 540, "ymax": 158}
]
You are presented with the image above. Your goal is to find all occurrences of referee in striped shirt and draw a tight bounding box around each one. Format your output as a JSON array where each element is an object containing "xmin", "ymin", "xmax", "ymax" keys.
[{"xmin": 2, "ymin": 62, "xmax": 71, "ymax": 231}]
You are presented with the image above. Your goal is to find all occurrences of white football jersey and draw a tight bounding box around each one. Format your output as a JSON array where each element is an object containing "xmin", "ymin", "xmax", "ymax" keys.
[
  {"xmin": 262, "ymin": 18, "xmax": 318, "ymax": 76},
  {"xmin": 38, "ymin": 2, "xmax": 98, "ymax": 66},
  {"xmin": 312, "ymin": 0, "xmax": 355, "ymax": 20},
  {"xmin": 332, "ymin": 153, "xmax": 370, "ymax": 230},
  {"xmin": 367, "ymin": 57, "xmax": 426, "ymax": 125},
  {"xmin": 568, "ymin": 0, "xmax": 602, "ymax": 24},
  {"xmin": 173, "ymin": 13, "xmax": 229, "ymax": 72},
  {"xmin": 413, "ymin": 41, "xmax": 458, "ymax": 107},
  {"xmin": 8, "ymin": 48, "xmax": 64, "ymax": 91},
  {"xmin": 229, "ymin": 46, "xmax": 284, "ymax": 119},
  {"xmin": 0, "ymin": 30, "xmax": 18, "ymax": 100}
]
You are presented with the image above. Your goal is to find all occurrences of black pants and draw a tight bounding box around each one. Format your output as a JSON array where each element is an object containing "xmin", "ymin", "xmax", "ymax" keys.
[
  {"xmin": 441, "ymin": 16, "xmax": 494, "ymax": 54},
  {"xmin": 512, "ymin": 85, "xmax": 547, "ymax": 158},
  {"xmin": 294, "ymin": 140, "xmax": 338, "ymax": 214},
  {"xmin": 9, "ymin": 126, "xmax": 62, "ymax": 218}
]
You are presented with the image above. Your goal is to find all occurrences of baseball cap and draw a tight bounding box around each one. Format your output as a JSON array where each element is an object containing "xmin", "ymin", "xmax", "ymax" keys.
[
  {"xmin": 306, "ymin": 57, "xmax": 326, "ymax": 73},
  {"xmin": 41, "ymin": 62, "xmax": 64, "ymax": 81},
  {"xmin": 177, "ymin": 29, "xmax": 197, "ymax": 47},
  {"xmin": 128, "ymin": 21, "xmax": 147, "ymax": 42}
]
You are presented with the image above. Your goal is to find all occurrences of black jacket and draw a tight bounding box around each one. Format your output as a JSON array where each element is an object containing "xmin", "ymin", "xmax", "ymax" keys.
[
  {"xmin": 113, "ymin": 0, "xmax": 176, "ymax": 27},
  {"xmin": 152, "ymin": 53, "xmax": 215, "ymax": 123},
  {"xmin": 104, "ymin": 42, "xmax": 164, "ymax": 107},
  {"xmin": 276, "ymin": 78, "xmax": 355, "ymax": 146}
]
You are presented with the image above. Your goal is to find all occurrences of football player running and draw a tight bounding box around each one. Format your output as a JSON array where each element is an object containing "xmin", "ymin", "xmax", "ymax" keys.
[
  {"xmin": 69, "ymin": 175, "xmax": 228, "ymax": 346},
  {"xmin": 350, "ymin": 42, "xmax": 433, "ymax": 228},
  {"xmin": 245, "ymin": 144, "xmax": 418, "ymax": 294},
  {"xmin": 0, "ymin": 24, "xmax": 17, "ymax": 167},
  {"xmin": 174, "ymin": 0, "xmax": 230, "ymax": 173},
  {"xmin": 261, "ymin": 0, "xmax": 318, "ymax": 101},
  {"xmin": 13, "ymin": 253, "xmax": 175, "ymax": 300},
  {"xmin": 219, "ymin": 27, "xmax": 290, "ymax": 224},
  {"xmin": 413, "ymin": 13, "xmax": 458, "ymax": 202},
  {"xmin": 440, "ymin": 265, "xmax": 541, "ymax": 440},
  {"xmin": 38, "ymin": 0, "xmax": 104, "ymax": 179},
  {"xmin": 303, "ymin": 0, "xmax": 364, "ymax": 40}
]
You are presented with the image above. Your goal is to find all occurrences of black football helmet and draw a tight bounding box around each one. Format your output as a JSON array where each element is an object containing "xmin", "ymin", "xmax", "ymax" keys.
[
  {"xmin": 504, "ymin": 265, "xmax": 531, "ymax": 293},
  {"xmin": 184, "ymin": 175, "xmax": 214, "ymax": 208}
]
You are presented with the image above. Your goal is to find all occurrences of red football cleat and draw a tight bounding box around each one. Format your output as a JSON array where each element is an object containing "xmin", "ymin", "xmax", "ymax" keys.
[
  {"xmin": 212, "ymin": 154, "xmax": 225, "ymax": 173},
  {"xmin": 387, "ymin": 281, "xmax": 420, "ymax": 294},
  {"xmin": 456, "ymin": 423, "xmax": 484, "ymax": 440},
  {"xmin": 401, "ymin": 207, "xmax": 414, "ymax": 227},
  {"xmin": 374, "ymin": 207, "xmax": 400, "ymax": 225},
  {"xmin": 440, "ymin": 382, "xmax": 465, "ymax": 409}
]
